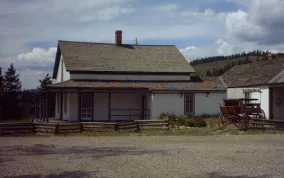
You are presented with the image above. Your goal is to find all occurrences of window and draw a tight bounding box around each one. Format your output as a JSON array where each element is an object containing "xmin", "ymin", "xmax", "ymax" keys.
[
  {"xmin": 184, "ymin": 94, "xmax": 194, "ymax": 115},
  {"xmin": 244, "ymin": 92, "xmax": 251, "ymax": 104},
  {"xmin": 64, "ymin": 93, "xmax": 67, "ymax": 114}
]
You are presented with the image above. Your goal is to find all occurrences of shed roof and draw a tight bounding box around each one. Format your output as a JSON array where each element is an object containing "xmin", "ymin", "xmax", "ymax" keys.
[
  {"xmin": 221, "ymin": 59, "xmax": 284, "ymax": 88},
  {"xmin": 46, "ymin": 77, "xmax": 226, "ymax": 91}
]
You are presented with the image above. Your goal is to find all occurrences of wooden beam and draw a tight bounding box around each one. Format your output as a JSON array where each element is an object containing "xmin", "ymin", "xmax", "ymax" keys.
[
  {"xmin": 108, "ymin": 92, "xmax": 111, "ymax": 121},
  {"xmin": 60, "ymin": 90, "xmax": 63, "ymax": 120},
  {"xmin": 41, "ymin": 96, "xmax": 43, "ymax": 121},
  {"xmin": 35, "ymin": 97, "xmax": 37, "ymax": 119},
  {"xmin": 141, "ymin": 95, "xmax": 145, "ymax": 120},
  {"xmin": 46, "ymin": 93, "xmax": 49, "ymax": 122},
  {"xmin": 269, "ymin": 88, "xmax": 274, "ymax": 120},
  {"xmin": 92, "ymin": 93, "xmax": 94, "ymax": 121},
  {"xmin": 78, "ymin": 92, "xmax": 81, "ymax": 122}
]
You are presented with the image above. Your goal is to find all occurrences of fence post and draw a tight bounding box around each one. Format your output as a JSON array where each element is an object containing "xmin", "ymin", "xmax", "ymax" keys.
[
  {"xmin": 55, "ymin": 123, "xmax": 59, "ymax": 134},
  {"xmin": 114, "ymin": 123, "xmax": 119, "ymax": 131},
  {"xmin": 167, "ymin": 120, "xmax": 170, "ymax": 130},
  {"xmin": 136, "ymin": 122, "xmax": 140, "ymax": 133}
]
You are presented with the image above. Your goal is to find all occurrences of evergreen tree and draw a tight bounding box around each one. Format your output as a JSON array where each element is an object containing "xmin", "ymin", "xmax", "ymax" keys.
[
  {"xmin": 2, "ymin": 64, "xmax": 22, "ymax": 120},
  {"xmin": 0, "ymin": 67, "xmax": 3, "ymax": 96},
  {"xmin": 3, "ymin": 63, "xmax": 21, "ymax": 93},
  {"xmin": 38, "ymin": 73, "xmax": 52, "ymax": 89}
]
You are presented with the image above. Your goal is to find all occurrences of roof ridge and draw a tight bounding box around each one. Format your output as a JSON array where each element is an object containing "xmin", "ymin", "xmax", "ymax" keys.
[{"xmin": 58, "ymin": 40, "xmax": 175, "ymax": 47}]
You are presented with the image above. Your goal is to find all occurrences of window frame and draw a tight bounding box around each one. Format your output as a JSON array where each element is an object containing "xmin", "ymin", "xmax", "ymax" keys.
[{"xmin": 184, "ymin": 93, "xmax": 195, "ymax": 115}]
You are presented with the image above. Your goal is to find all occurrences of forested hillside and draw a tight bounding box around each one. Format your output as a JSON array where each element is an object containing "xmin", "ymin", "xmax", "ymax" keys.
[{"xmin": 190, "ymin": 50, "xmax": 284, "ymax": 78}]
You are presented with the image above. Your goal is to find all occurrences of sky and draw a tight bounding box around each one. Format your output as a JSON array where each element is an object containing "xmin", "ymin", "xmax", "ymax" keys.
[{"xmin": 0, "ymin": 0, "xmax": 284, "ymax": 89}]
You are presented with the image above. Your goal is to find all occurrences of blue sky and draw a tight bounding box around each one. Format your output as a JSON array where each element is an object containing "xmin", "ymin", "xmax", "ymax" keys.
[{"xmin": 0, "ymin": 0, "xmax": 284, "ymax": 89}]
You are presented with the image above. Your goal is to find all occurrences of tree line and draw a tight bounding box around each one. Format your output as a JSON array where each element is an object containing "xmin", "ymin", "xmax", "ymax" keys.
[
  {"xmin": 190, "ymin": 50, "xmax": 273, "ymax": 66},
  {"xmin": 205, "ymin": 56, "xmax": 253, "ymax": 77},
  {"xmin": 0, "ymin": 63, "xmax": 52, "ymax": 120}
]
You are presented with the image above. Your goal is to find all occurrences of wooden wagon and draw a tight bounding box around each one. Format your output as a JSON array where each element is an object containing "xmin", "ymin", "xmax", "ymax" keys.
[{"xmin": 217, "ymin": 98, "xmax": 265, "ymax": 130}]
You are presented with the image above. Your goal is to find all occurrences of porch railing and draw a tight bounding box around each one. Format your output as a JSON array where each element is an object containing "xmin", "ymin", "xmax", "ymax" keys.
[{"xmin": 110, "ymin": 109, "xmax": 150, "ymax": 120}]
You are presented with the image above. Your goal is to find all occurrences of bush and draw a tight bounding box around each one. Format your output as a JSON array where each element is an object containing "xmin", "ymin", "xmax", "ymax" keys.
[
  {"xmin": 187, "ymin": 118, "xmax": 207, "ymax": 127},
  {"xmin": 157, "ymin": 113, "xmax": 207, "ymax": 128}
]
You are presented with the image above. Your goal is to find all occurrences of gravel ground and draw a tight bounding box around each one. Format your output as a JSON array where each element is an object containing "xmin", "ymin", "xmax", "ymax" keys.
[{"xmin": 0, "ymin": 135, "xmax": 284, "ymax": 178}]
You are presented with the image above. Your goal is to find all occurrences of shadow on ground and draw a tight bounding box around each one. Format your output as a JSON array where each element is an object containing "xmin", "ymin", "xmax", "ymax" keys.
[
  {"xmin": 0, "ymin": 144, "xmax": 167, "ymax": 159},
  {"xmin": 2, "ymin": 171, "xmax": 109, "ymax": 178}
]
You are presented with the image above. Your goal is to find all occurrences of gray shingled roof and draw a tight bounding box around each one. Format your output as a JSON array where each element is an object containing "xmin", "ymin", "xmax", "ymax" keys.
[
  {"xmin": 221, "ymin": 59, "xmax": 284, "ymax": 87},
  {"xmin": 46, "ymin": 78, "xmax": 226, "ymax": 91},
  {"xmin": 54, "ymin": 40, "xmax": 194, "ymax": 76}
]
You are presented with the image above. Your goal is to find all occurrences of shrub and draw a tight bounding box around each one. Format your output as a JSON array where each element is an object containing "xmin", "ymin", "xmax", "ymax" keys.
[
  {"xmin": 157, "ymin": 113, "xmax": 207, "ymax": 128},
  {"xmin": 188, "ymin": 118, "xmax": 207, "ymax": 127}
]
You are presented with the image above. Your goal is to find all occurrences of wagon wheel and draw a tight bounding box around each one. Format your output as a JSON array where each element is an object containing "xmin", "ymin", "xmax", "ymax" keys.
[
  {"xmin": 218, "ymin": 113, "xmax": 229, "ymax": 130},
  {"xmin": 235, "ymin": 114, "xmax": 250, "ymax": 131},
  {"xmin": 257, "ymin": 109, "xmax": 266, "ymax": 120},
  {"xmin": 234, "ymin": 116, "xmax": 244, "ymax": 129}
]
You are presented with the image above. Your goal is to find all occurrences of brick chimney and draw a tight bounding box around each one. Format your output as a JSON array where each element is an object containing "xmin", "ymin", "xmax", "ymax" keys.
[{"xmin": 115, "ymin": 30, "xmax": 122, "ymax": 46}]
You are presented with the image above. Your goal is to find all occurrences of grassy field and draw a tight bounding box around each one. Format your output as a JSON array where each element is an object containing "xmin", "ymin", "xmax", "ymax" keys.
[{"xmin": 193, "ymin": 56, "xmax": 260, "ymax": 78}]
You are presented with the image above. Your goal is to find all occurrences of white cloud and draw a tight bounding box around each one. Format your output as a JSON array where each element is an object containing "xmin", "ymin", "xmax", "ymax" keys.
[
  {"xmin": 216, "ymin": 39, "xmax": 233, "ymax": 56},
  {"xmin": 225, "ymin": 0, "xmax": 284, "ymax": 45}
]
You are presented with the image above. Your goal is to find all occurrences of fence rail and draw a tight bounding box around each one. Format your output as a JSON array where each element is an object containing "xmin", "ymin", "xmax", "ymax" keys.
[
  {"xmin": 0, "ymin": 120, "xmax": 170, "ymax": 136},
  {"xmin": 0, "ymin": 122, "xmax": 35, "ymax": 135}
]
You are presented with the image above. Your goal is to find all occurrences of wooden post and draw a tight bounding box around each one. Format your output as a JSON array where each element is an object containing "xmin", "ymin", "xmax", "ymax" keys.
[
  {"xmin": 34, "ymin": 96, "xmax": 37, "ymax": 121},
  {"xmin": 60, "ymin": 90, "xmax": 63, "ymax": 120},
  {"xmin": 91, "ymin": 93, "xmax": 94, "ymax": 121},
  {"xmin": 269, "ymin": 88, "xmax": 273, "ymax": 120},
  {"xmin": 41, "ymin": 96, "xmax": 43, "ymax": 121},
  {"xmin": 141, "ymin": 95, "xmax": 145, "ymax": 120},
  {"xmin": 43, "ymin": 95, "xmax": 46, "ymax": 122},
  {"xmin": 78, "ymin": 91, "xmax": 81, "ymax": 122},
  {"xmin": 108, "ymin": 92, "xmax": 111, "ymax": 121},
  {"xmin": 46, "ymin": 92, "xmax": 49, "ymax": 123}
]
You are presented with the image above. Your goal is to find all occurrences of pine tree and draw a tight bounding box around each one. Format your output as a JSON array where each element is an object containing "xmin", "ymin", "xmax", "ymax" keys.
[
  {"xmin": 38, "ymin": 73, "xmax": 52, "ymax": 89},
  {"xmin": 0, "ymin": 67, "xmax": 3, "ymax": 96},
  {"xmin": 3, "ymin": 63, "xmax": 21, "ymax": 93},
  {"xmin": 0, "ymin": 67, "xmax": 2, "ymax": 120}
]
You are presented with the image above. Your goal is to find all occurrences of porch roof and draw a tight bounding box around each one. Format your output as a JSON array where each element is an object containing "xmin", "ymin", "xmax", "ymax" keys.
[{"xmin": 45, "ymin": 79, "xmax": 226, "ymax": 91}]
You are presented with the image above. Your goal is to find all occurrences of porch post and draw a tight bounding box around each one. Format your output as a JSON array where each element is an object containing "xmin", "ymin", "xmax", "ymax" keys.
[
  {"xmin": 37, "ymin": 96, "xmax": 41, "ymax": 120},
  {"xmin": 43, "ymin": 95, "xmax": 46, "ymax": 122},
  {"xmin": 46, "ymin": 92, "xmax": 49, "ymax": 123},
  {"xmin": 149, "ymin": 93, "xmax": 154, "ymax": 120},
  {"xmin": 40, "ymin": 96, "xmax": 43, "ymax": 121},
  {"xmin": 78, "ymin": 91, "xmax": 81, "ymax": 122},
  {"xmin": 60, "ymin": 90, "xmax": 63, "ymax": 120},
  {"xmin": 108, "ymin": 92, "xmax": 111, "ymax": 121},
  {"xmin": 91, "ymin": 93, "xmax": 94, "ymax": 121},
  {"xmin": 34, "ymin": 96, "xmax": 37, "ymax": 120},
  {"xmin": 269, "ymin": 88, "xmax": 273, "ymax": 120},
  {"xmin": 141, "ymin": 95, "xmax": 147, "ymax": 120},
  {"xmin": 36, "ymin": 96, "xmax": 39, "ymax": 120}
]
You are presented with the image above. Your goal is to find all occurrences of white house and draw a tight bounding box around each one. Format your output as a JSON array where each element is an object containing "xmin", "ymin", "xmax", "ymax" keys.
[
  {"xmin": 221, "ymin": 58, "xmax": 284, "ymax": 120},
  {"xmin": 35, "ymin": 30, "xmax": 226, "ymax": 122}
]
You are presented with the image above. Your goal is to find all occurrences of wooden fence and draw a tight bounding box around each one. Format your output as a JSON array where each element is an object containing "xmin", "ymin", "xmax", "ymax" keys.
[
  {"xmin": 0, "ymin": 120, "xmax": 170, "ymax": 136},
  {"xmin": 0, "ymin": 122, "xmax": 35, "ymax": 135},
  {"xmin": 249, "ymin": 118, "xmax": 284, "ymax": 130},
  {"xmin": 135, "ymin": 120, "xmax": 170, "ymax": 131}
]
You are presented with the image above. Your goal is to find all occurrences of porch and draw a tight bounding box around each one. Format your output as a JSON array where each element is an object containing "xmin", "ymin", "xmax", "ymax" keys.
[{"xmin": 34, "ymin": 89, "xmax": 150, "ymax": 122}]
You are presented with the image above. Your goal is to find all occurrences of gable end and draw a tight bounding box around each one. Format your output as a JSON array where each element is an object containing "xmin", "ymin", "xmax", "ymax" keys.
[{"xmin": 52, "ymin": 44, "xmax": 61, "ymax": 79}]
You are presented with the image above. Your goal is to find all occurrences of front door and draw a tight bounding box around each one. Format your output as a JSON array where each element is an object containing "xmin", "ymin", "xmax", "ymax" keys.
[{"xmin": 81, "ymin": 93, "xmax": 93, "ymax": 121}]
